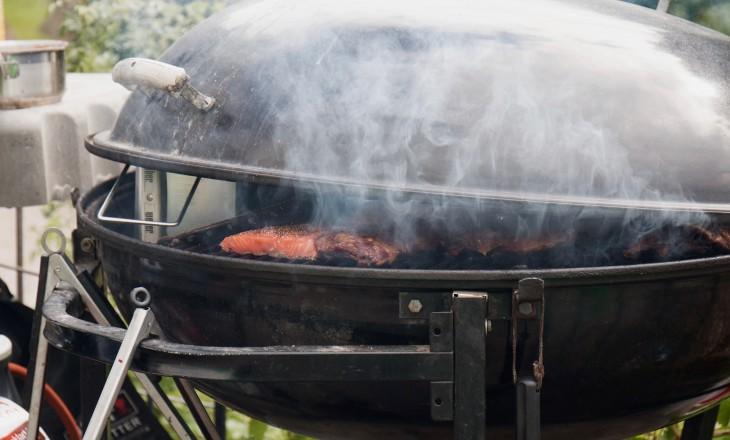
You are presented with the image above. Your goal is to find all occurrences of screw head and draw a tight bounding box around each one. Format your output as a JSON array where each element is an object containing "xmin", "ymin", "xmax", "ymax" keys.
[
  {"xmin": 408, "ymin": 299, "xmax": 423, "ymax": 314},
  {"xmin": 518, "ymin": 302, "xmax": 535, "ymax": 316}
]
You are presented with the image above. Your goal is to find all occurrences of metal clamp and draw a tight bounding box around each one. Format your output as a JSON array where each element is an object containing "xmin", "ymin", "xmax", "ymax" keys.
[
  {"xmin": 26, "ymin": 252, "xmax": 195, "ymax": 440},
  {"xmin": 112, "ymin": 58, "xmax": 216, "ymax": 112},
  {"xmin": 84, "ymin": 289, "xmax": 156, "ymax": 440},
  {"xmin": 97, "ymin": 164, "xmax": 201, "ymax": 227}
]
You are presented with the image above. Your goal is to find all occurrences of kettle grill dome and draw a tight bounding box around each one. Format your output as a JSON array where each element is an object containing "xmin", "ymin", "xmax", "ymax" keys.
[{"xmin": 88, "ymin": 0, "xmax": 730, "ymax": 210}]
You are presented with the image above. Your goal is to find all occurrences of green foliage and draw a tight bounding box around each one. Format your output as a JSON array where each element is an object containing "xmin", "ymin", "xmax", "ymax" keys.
[
  {"xmin": 669, "ymin": 0, "xmax": 730, "ymax": 35},
  {"xmin": 4, "ymin": 0, "xmax": 51, "ymax": 39},
  {"xmin": 53, "ymin": 0, "xmax": 228, "ymax": 72},
  {"xmin": 623, "ymin": 0, "xmax": 730, "ymax": 35}
]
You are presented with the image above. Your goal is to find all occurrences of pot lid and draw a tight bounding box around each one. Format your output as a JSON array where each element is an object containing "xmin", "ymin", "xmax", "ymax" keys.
[
  {"xmin": 89, "ymin": 0, "xmax": 730, "ymax": 211},
  {"xmin": 0, "ymin": 40, "xmax": 68, "ymax": 54}
]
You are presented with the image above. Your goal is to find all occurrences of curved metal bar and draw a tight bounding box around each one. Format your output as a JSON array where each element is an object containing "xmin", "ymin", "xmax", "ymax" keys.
[
  {"xmin": 43, "ymin": 288, "xmax": 452, "ymax": 383},
  {"xmin": 97, "ymin": 163, "xmax": 201, "ymax": 227}
]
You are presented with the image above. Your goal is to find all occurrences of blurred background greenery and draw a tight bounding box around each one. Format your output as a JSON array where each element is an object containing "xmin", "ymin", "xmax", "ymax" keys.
[{"xmin": 2, "ymin": 0, "xmax": 730, "ymax": 438}]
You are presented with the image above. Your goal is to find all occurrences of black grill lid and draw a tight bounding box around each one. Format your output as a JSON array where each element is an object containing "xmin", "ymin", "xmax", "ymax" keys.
[{"xmin": 87, "ymin": 0, "xmax": 730, "ymax": 211}]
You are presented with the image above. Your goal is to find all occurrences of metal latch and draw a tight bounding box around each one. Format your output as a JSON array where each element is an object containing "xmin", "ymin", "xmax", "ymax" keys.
[{"xmin": 512, "ymin": 278, "xmax": 545, "ymax": 388}]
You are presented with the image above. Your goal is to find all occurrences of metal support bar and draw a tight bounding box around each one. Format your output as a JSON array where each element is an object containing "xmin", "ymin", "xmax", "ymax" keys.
[
  {"xmin": 26, "ymin": 256, "xmax": 55, "ymax": 440},
  {"xmin": 175, "ymin": 378, "xmax": 222, "ymax": 440},
  {"xmin": 214, "ymin": 402, "xmax": 227, "ymax": 439},
  {"xmin": 26, "ymin": 320, "xmax": 49, "ymax": 440},
  {"xmin": 84, "ymin": 306, "xmax": 154, "ymax": 440},
  {"xmin": 453, "ymin": 292, "xmax": 487, "ymax": 440},
  {"xmin": 15, "ymin": 207, "xmax": 23, "ymax": 302},
  {"xmin": 516, "ymin": 379, "xmax": 541, "ymax": 440},
  {"xmin": 681, "ymin": 406, "xmax": 719, "ymax": 440}
]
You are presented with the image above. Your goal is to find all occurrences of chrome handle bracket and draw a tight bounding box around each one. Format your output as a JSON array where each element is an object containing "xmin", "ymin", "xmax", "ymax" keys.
[{"xmin": 97, "ymin": 164, "xmax": 201, "ymax": 228}]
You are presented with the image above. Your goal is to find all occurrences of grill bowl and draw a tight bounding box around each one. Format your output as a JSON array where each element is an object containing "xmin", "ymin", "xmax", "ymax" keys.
[{"xmin": 76, "ymin": 175, "xmax": 730, "ymax": 440}]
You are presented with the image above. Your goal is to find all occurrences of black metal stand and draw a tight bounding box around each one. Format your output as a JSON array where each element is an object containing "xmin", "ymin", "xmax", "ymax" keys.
[
  {"xmin": 31, "ymin": 251, "xmax": 551, "ymax": 440},
  {"xmin": 681, "ymin": 405, "xmax": 720, "ymax": 440}
]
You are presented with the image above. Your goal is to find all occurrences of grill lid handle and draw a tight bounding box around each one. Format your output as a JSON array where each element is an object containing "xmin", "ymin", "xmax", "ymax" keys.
[{"xmin": 112, "ymin": 58, "xmax": 215, "ymax": 112}]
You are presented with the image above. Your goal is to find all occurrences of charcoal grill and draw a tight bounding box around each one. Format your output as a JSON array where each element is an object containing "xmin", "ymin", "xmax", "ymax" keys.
[{"xmin": 24, "ymin": 0, "xmax": 730, "ymax": 439}]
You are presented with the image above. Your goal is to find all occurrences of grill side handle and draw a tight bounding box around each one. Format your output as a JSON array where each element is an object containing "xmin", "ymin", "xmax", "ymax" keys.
[{"xmin": 112, "ymin": 58, "xmax": 215, "ymax": 111}]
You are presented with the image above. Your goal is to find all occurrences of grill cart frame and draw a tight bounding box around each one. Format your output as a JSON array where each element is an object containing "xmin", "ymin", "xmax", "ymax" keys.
[{"xmin": 28, "ymin": 248, "xmax": 549, "ymax": 440}]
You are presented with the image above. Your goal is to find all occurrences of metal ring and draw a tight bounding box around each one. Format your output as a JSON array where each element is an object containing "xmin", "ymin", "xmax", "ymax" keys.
[
  {"xmin": 41, "ymin": 228, "xmax": 67, "ymax": 255},
  {"xmin": 130, "ymin": 287, "xmax": 152, "ymax": 308}
]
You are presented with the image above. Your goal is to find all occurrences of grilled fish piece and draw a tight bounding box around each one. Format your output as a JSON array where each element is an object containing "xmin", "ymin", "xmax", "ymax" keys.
[
  {"xmin": 220, "ymin": 225, "xmax": 319, "ymax": 260},
  {"xmin": 220, "ymin": 225, "xmax": 400, "ymax": 266}
]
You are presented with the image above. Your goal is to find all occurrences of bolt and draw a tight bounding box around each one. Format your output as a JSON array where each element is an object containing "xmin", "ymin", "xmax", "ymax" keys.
[
  {"xmin": 80, "ymin": 237, "xmax": 95, "ymax": 253},
  {"xmin": 408, "ymin": 299, "xmax": 423, "ymax": 314},
  {"xmin": 146, "ymin": 193, "xmax": 154, "ymax": 202},
  {"xmin": 518, "ymin": 302, "xmax": 534, "ymax": 316},
  {"xmin": 53, "ymin": 266, "xmax": 61, "ymax": 274},
  {"xmin": 485, "ymin": 320, "xmax": 493, "ymax": 334}
]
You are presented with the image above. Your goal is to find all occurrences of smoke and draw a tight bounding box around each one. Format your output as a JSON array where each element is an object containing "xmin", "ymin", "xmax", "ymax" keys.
[{"xmin": 221, "ymin": 0, "xmax": 729, "ymax": 266}]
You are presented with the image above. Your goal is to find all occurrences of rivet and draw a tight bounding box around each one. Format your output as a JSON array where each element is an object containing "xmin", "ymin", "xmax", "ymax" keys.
[{"xmin": 518, "ymin": 302, "xmax": 534, "ymax": 316}]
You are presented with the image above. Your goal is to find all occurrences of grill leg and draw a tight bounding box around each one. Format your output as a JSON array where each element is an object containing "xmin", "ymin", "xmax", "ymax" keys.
[
  {"xmin": 516, "ymin": 379, "xmax": 541, "ymax": 440},
  {"xmin": 681, "ymin": 406, "xmax": 719, "ymax": 440},
  {"xmin": 84, "ymin": 306, "xmax": 154, "ymax": 440},
  {"xmin": 453, "ymin": 293, "xmax": 487, "ymax": 440}
]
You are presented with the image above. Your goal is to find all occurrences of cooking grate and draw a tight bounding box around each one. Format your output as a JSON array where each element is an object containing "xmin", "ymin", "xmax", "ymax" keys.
[{"xmin": 158, "ymin": 203, "xmax": 730, "ymax": 270}]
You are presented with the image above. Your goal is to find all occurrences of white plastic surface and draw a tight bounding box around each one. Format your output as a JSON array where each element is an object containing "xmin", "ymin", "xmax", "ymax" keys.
[
  {"xmin": 0, "ymin": 73, "xmax": 130, "ymax": 207},
  {"xmin": 0, "ymin": 336, "xmax": 10, "ymax": 362}
]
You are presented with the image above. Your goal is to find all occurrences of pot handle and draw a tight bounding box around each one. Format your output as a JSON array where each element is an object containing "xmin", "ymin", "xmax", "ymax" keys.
[
  {"xmin": 112, "ymin": 58, "xmax": 215, "ymax": 112},
  {"xmin": 0, "ymin": 54, "xmax": 20, "ymax": 80}
]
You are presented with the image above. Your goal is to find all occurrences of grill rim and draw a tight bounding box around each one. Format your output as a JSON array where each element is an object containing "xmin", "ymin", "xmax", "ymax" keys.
[{"xmin": 78, "ymin": 174, "xmax": 730, "ymax": 288}]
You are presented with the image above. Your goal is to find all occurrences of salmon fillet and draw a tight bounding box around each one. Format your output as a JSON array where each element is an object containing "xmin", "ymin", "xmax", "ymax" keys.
[
  {"xmin": 220, "ymin": 225, "xmax": 400, "ymax": 266},
  {"xmin": 220, "ymin": 225, "xmax": 319, "ymax": 260}
]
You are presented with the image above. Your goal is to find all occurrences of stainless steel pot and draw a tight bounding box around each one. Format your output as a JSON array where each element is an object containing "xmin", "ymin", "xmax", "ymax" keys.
[{"xmin": 0, "ymin": 40, "xmax": 68, "ymax": 109}]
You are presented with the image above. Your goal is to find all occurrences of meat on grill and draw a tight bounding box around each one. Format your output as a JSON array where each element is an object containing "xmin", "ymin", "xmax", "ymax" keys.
[
  {"xmin": 220, "ymin": 225, "xmax": 401, "ymax": 266},
  {"xmin": 625, "ymin": 225, "xmax": 730, "ymax": 259},
  {"xmin": 447, "ymin": 231, "xmax": 572, "ymax": 256}
]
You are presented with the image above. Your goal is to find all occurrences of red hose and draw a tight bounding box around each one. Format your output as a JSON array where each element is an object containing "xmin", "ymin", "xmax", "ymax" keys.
[{"xmin": 8, "ymin": 362, "xmax": 82, "ymax": 440}]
